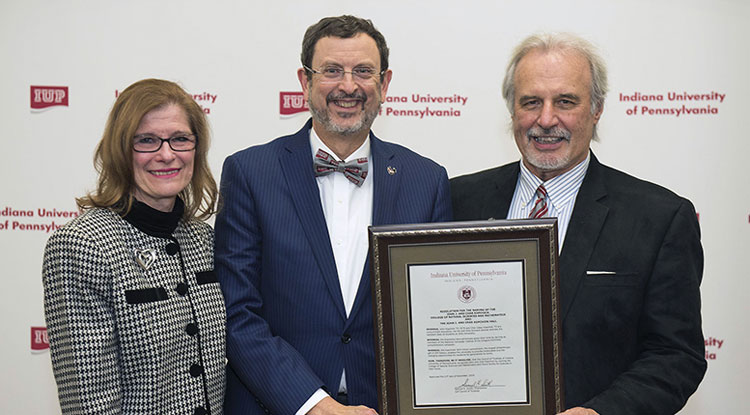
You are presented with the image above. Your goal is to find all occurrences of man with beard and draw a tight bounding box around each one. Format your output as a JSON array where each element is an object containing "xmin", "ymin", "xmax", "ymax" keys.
[
  {"xmin": 451, "ymin": 33, "xmax": 705, "ymax": 415},
  {"xmin": 215, "ymin": 15, "xmax": 451, "ymax": 415}
]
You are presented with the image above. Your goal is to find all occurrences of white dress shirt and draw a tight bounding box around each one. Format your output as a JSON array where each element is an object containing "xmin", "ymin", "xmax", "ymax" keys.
[
  {"xmin": 507, "ymin": 154, "xmax": 590, "ymax": 251},
  {"xmin": 297, "ymin": 128, "xmax": 374, "ymax": 414}
]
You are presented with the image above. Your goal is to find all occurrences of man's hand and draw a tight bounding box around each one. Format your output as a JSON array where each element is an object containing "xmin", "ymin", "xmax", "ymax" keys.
[
  {"xmin": 308, "ymin": 396, "xmax": 378, "ymax": 415},
  {"xmin": 557, "ymin": 407, "xmax": 599, "ymax": 415}
]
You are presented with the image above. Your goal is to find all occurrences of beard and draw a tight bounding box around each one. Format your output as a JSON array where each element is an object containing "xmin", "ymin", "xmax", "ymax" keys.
[
  {"xmin": 521, "ymin": 126, "xmax": 573, "ymax": 172},
  {"xmin": 308, "ymin": 90, "xmax": 380, "ymax": 136}
]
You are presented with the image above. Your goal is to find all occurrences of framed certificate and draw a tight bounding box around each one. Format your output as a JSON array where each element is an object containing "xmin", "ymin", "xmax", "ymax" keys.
[{"xmin": 368, "ymin": 219, "xmax": 563, "ymax": 415}]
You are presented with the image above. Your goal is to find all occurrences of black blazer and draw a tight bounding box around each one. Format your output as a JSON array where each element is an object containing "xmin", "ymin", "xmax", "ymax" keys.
[{"xmin": 451, "ymin": 154, "xmax": 706, "ymax": 415}]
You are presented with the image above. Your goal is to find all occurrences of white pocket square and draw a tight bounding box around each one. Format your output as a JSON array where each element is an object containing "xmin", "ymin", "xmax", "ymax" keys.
[{"xmin": 586, "ymin": 271, "xmax": 617, "ymax": 275}]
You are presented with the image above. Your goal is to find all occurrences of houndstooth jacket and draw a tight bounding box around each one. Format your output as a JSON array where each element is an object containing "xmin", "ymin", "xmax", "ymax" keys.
[{"xmin": 43, "ymin": 204, "xmax": 226, "ymax": 414}]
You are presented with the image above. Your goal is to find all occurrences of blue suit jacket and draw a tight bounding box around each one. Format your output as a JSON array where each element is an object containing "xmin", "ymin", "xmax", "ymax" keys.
[{"xmin": 215, "ymin": 119, "xmax": 452, "ymax": 414}]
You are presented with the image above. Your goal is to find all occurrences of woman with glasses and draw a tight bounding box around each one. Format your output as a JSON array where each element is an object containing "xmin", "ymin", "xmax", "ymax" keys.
[{"xmin": 42, "ymin": 78, "xmax": 225, "ymax": 415}]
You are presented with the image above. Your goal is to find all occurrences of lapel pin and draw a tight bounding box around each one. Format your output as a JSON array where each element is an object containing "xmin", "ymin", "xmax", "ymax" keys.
[
  {"xmin": 134, "ymin": 248, "xmax": 157, "ymax": 270},
  {"xmin": 387, "ymin": 166, "xmax": 397, "ymax": 175}
]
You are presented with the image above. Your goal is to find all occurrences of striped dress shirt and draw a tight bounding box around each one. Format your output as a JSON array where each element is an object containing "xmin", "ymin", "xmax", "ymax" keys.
[{"xmin": 507, "ymin": 154, "xmax": 590, "ymax": 250}]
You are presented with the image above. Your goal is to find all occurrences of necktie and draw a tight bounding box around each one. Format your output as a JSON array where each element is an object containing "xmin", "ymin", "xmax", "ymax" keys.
[
  {"xmin": 529, "ymin": 184, "xmax": 548, "ymax": 218},
  {"xmin": 313, "ymin": 149, "xmax": 369, "ymax": 186}
]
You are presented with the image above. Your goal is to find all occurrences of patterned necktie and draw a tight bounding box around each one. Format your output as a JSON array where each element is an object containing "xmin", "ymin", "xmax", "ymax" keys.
[
  {"xmin": 529, "ymin": 184, "xmax": 548, "ymax": 218},
  {"xmin": 313, "ymin": 149, "xmax": 369, "ymax": 186}
]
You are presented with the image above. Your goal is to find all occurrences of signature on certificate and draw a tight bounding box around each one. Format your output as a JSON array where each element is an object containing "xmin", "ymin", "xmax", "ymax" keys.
[{"xmin": 454, "ymin": 378, "xmax": 495, "ymax": 393}]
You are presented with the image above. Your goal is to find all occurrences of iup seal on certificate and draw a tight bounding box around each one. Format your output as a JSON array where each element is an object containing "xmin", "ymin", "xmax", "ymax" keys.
[{"xmin": 368, "ymin": 219, "xmax": 563, "ymax": 415}]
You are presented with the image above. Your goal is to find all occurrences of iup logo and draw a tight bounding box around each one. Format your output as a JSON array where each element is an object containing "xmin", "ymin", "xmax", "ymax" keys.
[
  {"xmin": 458, "ymin": 285, "xmax": 476, "ymax": 303},
  {"xmin": 31, "ymin": 326, "xmax": 49, "ymax": 351},
  {"xmin": 31, "ymin": 86, "xmax": 68, "ymax": 109},
  {"xmin": 280, "ymin": 91, "xmax": 308, "ymax": 115}
]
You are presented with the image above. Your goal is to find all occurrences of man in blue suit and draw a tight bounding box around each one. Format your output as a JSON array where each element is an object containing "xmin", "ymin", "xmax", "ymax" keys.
[{"xmin": 215, "ymin": 15, "xmax": 451, "ymax": 415}]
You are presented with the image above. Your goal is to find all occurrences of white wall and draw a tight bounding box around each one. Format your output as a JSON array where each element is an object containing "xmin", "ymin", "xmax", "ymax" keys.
[{"xmin": 1, "ymin": 0, "xmax": 746, "ymax": 413}]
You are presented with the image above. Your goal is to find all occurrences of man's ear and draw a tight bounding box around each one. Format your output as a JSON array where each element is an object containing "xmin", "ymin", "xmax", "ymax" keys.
[
  {"xmin": 297, "ymin": 67, "xmax": 310, "ymax": 101},
  {"xmin": 593, "ymin": 102, "xmax": 604, "ymax": 124},
  {"xmin": 379, "ymin": 69, "xmax": 393, "ymax": 103}
]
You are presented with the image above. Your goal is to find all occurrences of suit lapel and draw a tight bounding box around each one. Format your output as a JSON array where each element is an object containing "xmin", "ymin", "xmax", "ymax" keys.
[
  {"xmin": 280, "ymin": 121, "xmax": 347, "ymax": 319},
  {"xmin": 488, "ymin": 163, "xmax": 520, "ymax": 220},
  {"xmin": 348, "ymin": 134, "xmax": 398, "ymax": 323},
  {"xmin": 558, "ymin": 154, "xmax": 609, "ymax": 322},
  {"xmin": 370, "ymin": 134, "xmax": 400, "ymax": 227}
]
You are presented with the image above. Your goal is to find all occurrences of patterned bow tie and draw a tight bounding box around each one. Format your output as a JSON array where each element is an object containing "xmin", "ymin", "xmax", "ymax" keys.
[{"xmin": 313, "ymin": 149, "xmax": 369, "ymax": 186}]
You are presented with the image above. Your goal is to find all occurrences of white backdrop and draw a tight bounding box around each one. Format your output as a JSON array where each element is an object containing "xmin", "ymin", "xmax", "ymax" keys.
[{"xmin": 1, "ymin": 0, "xmax": 747, "ymax": 413}]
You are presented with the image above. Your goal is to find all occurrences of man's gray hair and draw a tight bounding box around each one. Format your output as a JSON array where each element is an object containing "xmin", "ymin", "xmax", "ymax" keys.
[{"xmin": 501, "ymin": 33, "xmax": 609, "ymax": 117}]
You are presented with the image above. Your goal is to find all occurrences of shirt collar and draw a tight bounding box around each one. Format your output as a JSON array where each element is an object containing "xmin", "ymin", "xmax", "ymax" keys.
[
  {"xmin": 518, "ymin": 153, "xmax": 590, "ymax": 210},
  {"xmin": 309, "ymin": 127, "xmax": 371, "ymax": 162}
]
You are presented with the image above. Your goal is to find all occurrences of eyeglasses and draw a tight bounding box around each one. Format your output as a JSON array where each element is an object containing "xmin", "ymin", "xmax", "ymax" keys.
[
  {"xmin": 133, "ymin": 133, "xmax": 197, "ymax": 153},
  {"xmin": 304, "ymin": 65, "xmax": 384, "ymax": 83}
]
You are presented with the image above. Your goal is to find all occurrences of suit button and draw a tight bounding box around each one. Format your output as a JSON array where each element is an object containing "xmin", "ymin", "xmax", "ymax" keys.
[
  {"xmin": 176, "ymin": 283, "xmax": 188, "ymax": 296},
  {"xmin": 341, "ymin": 333, "xmax": 352, "ymax": 344},
  {"xmin": 190, "ymin": 363, "xmax": 204, "ymax": 377},
  {"xmin": 194, "ymin": 407, "xmax": 207, "ymax": 415},
  {"xmin": 165, "ymin": 242, "xmax": 179, "ymax": 255},
  {"xmin": 186, "ymin": 322, "xmax": 199, "ymax": 336},
  {"xmin": 256, "ymin": 398, "xmax": 270, "ymax": 413}
]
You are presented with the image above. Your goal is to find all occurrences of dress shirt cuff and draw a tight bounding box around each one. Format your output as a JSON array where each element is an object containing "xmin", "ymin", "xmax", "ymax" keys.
[{"xmin": 297, "ymin": 388, "xmax": 329, "ymax": 415}]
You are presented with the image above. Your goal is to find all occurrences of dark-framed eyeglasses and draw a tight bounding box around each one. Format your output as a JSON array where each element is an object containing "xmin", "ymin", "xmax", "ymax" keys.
[
  {"xmin": 303, "ymin": 65, "xmax": 385, "ymax": 83},
  {"xmin": 133, "ymin": 133, "xmax": 197, "ymax": 153}
]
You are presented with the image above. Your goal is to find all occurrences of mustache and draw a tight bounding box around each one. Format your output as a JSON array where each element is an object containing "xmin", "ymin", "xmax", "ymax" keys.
[
  {"xmin": 526, "ymin": 126, "xmax": 571, "ymax": 141},
  {"xmin": 326, "ymin": 91, "xmax": 367, "ymax": 104}
]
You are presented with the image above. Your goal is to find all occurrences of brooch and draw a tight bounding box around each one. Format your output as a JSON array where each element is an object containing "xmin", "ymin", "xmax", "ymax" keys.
[{"xmin": 133, "ymin": 248, "xmax": 157, "ymax": 270}]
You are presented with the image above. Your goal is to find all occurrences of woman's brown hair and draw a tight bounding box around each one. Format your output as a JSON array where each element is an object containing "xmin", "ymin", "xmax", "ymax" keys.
[{"xmin": 76, "ymin": 78, "xmax": 217, "ymax": 220}]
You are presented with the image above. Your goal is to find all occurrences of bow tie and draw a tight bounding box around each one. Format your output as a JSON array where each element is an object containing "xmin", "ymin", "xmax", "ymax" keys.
[{"xmin": 313, "ymin": 149, "xmax": 369, "ymax": 186}]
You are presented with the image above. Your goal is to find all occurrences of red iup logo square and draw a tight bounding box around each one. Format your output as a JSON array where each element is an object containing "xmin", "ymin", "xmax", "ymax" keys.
[
  {"xmin": 280, "ymin": 92, "xmax": 308, "ymax": 115},
  {"xmin": 31, "ymin": 86, "xmax": 68, "ymax": 109},
  {"xmin": 31, "ymin": 326, "xmax": 49, "ymax": 350}
]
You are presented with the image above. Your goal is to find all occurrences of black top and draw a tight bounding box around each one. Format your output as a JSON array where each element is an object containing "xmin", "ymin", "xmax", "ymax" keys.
[{"xmin": 123, "ymin": 198, "xmax": 184, "ymax": 238}]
